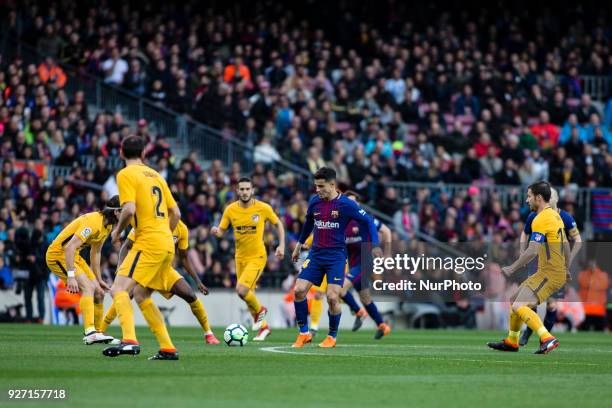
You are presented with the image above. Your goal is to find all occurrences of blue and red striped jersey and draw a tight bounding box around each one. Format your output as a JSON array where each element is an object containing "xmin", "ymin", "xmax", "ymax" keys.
[
  {"xmin": 345, "ymin": 218, "xmax": 382, "ymax": 267},
  {"xmin": 298, "ymin": 194, "xmax": 379, "ymax": 250}
]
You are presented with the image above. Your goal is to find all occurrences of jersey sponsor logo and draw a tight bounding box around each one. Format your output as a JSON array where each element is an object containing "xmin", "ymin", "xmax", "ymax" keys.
[
  {"xmin": 345, "ymin": 236, "xmax": 362, "ymax": 244},
  {"xmin": 314, "ymin": 212, "xmax": 321, "ymax": 216},
  {"xmin": 315, "ymin": 220, "xmax": 340, "ymax": 229},
  {"xmin": 80, "ymin": 227, "xmax": 92, "ymax": 239},
  {"xmin": 251, "ymin": 214, "xmax": 260, "ymax": 223},
  {"xmin": 236, "ymin": 225, "xmax": 257, "ymax": 234}
]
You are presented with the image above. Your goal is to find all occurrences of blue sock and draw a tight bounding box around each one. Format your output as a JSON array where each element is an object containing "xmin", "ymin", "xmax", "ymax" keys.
[
  {"xmin": 365, "ymin": 302, "xmax": 384, "ymax": 325},
  {"xmin": 342, "ymin": 291, "xmax": 361, "ymax": 314},
  {"xmin": 328, "ymin": 311, "xmax": 341, "ymax": 338},
  {"xmin": 294, "ymin": 299, "xmax": 309, "ymax": 334},
  {"xmin": 543, "ymin": 308, "xmax": 557, "ymax": 332}
]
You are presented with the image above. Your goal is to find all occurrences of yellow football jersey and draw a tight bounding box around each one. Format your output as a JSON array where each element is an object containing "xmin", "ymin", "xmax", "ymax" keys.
[
  {"xmin": 48, "ymin": 212, "xmax": 111, "ymax": 254},
  {"xmin": 530, "ymin": 207, "xmax": 566, "ymax": 274},
  {"xmin": 219, "ymin": 200, "xmax": 279, "ymax": 259},
  {"xmin": 127, "ymin": 219, "xmax": 189, "ymax": 252},
  {"xmin": 117, "ymin": 163, "xmax": 176, "ymax": 253}
]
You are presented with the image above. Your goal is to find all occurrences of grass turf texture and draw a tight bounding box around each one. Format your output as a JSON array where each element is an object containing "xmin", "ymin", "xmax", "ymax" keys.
[{"xmin": 1, "ymin": 324, "xmax": 611, "ymax": 408}]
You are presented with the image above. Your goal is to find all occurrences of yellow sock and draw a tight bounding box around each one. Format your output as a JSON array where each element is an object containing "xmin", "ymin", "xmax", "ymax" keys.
[
  {"xmin": 189, "ymin": 299, "xmax": 211, "ymax": 332},
  {"xmin": 99, "ymin": 303, "xmax": 117, "ymax": 333},
  {"xmin": 114, "ymin": 291, "xmax": 137, "ymax": 343},
  {"xmin": 80, "ymin": 295, "xmax": 95, "ymax": 333},
  {"xmin": 243, "ymin": 290, "xmax": 262, "ymax": 314},
  {"xmin": 310, "ymin": 297, "xmax": 323, "ymax": 328},
  {"xmin": 94, "ymin": 303, "xmax": 104, "ymax": 332},
  {"xmin": 516, "ymin": 306, "xmax": 552, "ymax": 341},
  {"xmin": 138, "ymin": 298, "xmax": 176, "ymax": 351},
  {"xmin": 505, "ymin": 310, "xmax": 523, "ymax": 346}
]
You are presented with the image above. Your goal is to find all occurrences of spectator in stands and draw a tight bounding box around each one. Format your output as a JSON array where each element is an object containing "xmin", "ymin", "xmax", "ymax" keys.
[
  {"xmin": 37, "ymin": 56, "xmax": 66, "ymax": 89},
  {"xmin": 577, "ymin": 260, "xmax": 609, "ymax": 331}
]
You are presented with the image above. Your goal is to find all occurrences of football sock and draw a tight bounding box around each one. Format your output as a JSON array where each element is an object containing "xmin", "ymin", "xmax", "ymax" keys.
[
  {"xmin": 328, "ymin": 311, "xmax": 341, "ymax": 339},
  {"xmin": 243, "ymin": 290, "xmax": 262, "ymax": 314},
  {"xmin": 189, "ymin": 299, "xmax": 211, "ymax": 332},
  {"xmin": 516, "ymin": 306, "xmax": 552, "ymax": 341},
  {"xmin": 365, "ymin": 302, "xmax": 384, "ymax": 325},
  {"xmin": 341, "ymin": 291, "xmax": 361, "ymax": 314},
  {"xmin": 94, "ymin": 302, "xmax": 104, "ymax": 332},
  {"xmin": 505, "ymin": 310, "xmax": 523, "ymax": 346},
  {"xmin": 114, "ymin": 291, "xmax": 137, "ymax": 343},
  {"xmin": 544, "ymin": 307, "xmax": 558, "ymax": 332},
  {"xmin": 294, "ymin": 299, "xmax": 309, "ymax": 334},
  {"xmin": 80, "ymin": 295, "xmax": 95, "ymax": 334},
  {"xmin": 138, "ymin": 298, "xmax": 175, "ymax": 351},
  {"xmin": 99, "ymin": 303, "xmax": 117, "ymax": 333},
  {"xmin": 310, "ymin": 297, "xmax": 323, "ymax": 328}
]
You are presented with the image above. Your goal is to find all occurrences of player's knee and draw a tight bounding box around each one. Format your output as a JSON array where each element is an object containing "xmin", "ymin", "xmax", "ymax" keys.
[
  {"xmin": 327, "ymin": 292, "xmax": 340, "ymax": 306},
  {"xmin": 294, "ymin": 287, "xmax": 308, "ymax": 301},
  {"xmin": 133, "ymin": 291, "xmax": 146, "ymax": 304},
  {"xmin": 179, "ymin": 289, "xmax": 197, "ymax": 303},
  {"xmin": 313, "ymin": 291, "xmax": 324, "ymax": 300},
  {"xmin": 81, "ymin": 280, "xmax": 95, "ymax": 296},
  {"xmin": 235, "ymin": 285, "xmax": 249, "ymax": 298},
  {"xmin": 359, "ymin": 291, "xmax": 371, "ymax": 305},
  {"xmin": 94, "ymin": 292, "xmax": 104, "ymax": 303}
]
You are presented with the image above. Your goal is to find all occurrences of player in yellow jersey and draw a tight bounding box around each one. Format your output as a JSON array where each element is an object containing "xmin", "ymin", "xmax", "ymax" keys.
[
  {"xmin": 211, "ymin": 177, "xmax": 285, "ymax": 341},
  {"xmin": 46, "ymin": 196, "xmax": 121, "ymax": 345},
  {"xmin": 99, "ymin": 220, "xmax": 220, "ymax": 344},
  {"xmin": 488, "ymin": 181, "xmax": 570, "ymax": 354},
  {"xmin": 102, "ymin": 136, "xmax": 181, "ymax": 360}
]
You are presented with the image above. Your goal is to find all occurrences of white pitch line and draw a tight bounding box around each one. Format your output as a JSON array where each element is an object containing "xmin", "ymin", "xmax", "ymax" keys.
[{"xmin": 258, "ymin": 346, "xmax": 605, "ymax": 367}]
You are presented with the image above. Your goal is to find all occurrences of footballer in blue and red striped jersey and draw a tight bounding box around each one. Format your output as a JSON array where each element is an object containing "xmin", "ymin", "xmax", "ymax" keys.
[
  {"xmin": 290, "ymin": 167, "xmax": 382, "ymax": 348},
  {"xmin": 341, "ymin": 190, "xmax": 392, "ymax": 339}
]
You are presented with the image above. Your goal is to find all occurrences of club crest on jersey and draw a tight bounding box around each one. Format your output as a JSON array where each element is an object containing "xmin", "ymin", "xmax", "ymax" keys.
[
  {"xmin": 80, "ymin": 227, "xmax": 92, "ymax": 239},
  {"xmin": 252, "ymin": 214, "xmax": 260, "ymax": 223},
  {"xmin": 331, "ymin": 210, "xmax": 339, "ymax": 218}
]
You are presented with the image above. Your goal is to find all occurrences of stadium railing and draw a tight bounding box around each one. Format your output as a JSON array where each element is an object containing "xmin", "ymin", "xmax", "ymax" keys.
[{"xmin": 581, "ymin": 76, "xmax": 612, "ymax": 102}]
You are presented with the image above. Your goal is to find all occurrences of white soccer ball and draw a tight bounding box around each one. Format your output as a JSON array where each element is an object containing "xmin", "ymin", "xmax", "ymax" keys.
[{"xmin": 224, "ymin": 324, "xmax": 249, "ymax": 347}]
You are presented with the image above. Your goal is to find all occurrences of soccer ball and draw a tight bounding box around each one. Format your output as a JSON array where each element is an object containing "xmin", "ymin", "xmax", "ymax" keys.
[{"xmin": 224, "ymin": 324, "xmax": 248, "ymax": 347}]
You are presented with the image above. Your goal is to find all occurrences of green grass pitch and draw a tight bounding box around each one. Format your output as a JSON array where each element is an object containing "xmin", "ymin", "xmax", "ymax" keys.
[{"xmin": 1, "ymin": 324, "xmax": 611, "ymax": 408}]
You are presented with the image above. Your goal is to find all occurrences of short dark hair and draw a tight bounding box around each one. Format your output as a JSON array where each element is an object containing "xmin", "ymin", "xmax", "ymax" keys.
[
  {"xmin": 313, "ymin": 167, "xmax": 336, "ymax": 182},
  {"xmin": 121, "ymin": 136, "xmax": 146, "ymax": 159},
  {"xmin": 528, "ymin": 181, "xmax": 551, "ymax": 202},
  {"xmin": 237, "ymin": 177, "xmax": 252, "ymax": 185},
  {"xmin": 344, "ymin": 190, "xmax": 361, "ymax": 201}
]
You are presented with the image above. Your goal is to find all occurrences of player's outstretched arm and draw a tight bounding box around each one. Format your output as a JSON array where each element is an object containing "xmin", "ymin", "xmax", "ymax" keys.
[
  {"xmin": 502, "ymin": 240, "xmax": 540, "ymax": 277},
  {"xmin": 568, "ymin": 231, "xmax": 582, "ymax": 269}
]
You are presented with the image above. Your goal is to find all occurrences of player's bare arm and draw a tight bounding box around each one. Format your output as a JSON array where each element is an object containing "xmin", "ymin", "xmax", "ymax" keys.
[
  {"xmin": 502, "ymin": 240, "xmax": 540, "ymax": 277},
  {"xmin": 118, "ymin": 237, "xmax": 133, "ymax": 267},
  {"xmin": 111, "ymin": 201, "xmax": 135, "ymax": 245},
  {"xmin": 519, "ymin": 231, "xmax": 529, "ymax": 255},
  {"xmin": 274, "ymin": 220, "xmax": 286, "ymax": 258},
  {"xmin": 63, "ymin": 234, "xmax": 84, "ymax": 293},
  {"xmin": 90, "ymin": 242, "xmax": 110, "ymax": 293},
  {"xmin": 178, "ymin": 248, "xmax": 209, "ymax": 295},
  {"xmin": 168, "ymin": 204, "xmax": 181, "ymax": 231}
]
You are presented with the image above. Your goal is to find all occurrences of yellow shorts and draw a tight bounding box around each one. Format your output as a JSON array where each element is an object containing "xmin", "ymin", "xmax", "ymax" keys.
[
  {"xmin": 236, "ymin": 256, "xmax": 266, "ymax": 289},
  {"xmin": 118, "ymin": 249, "xmax": 180, "ymax": 292},
  {"xmin": 156, "ymin": 268, "xmax": 184, "ymax": 299},
  {"xmin": 522, "ymin": 269, "xmax": 566, "ymax": 304},
  {"xmin": 46, "ymin": 252, "xmax": 95, "ymax": 283},
  {"xmin": 313, "ymin": 280, "xmax": 327, "ymax": 293}
]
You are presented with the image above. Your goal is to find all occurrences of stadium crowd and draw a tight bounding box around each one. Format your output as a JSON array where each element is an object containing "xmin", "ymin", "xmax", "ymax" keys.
[
  {"xmin": 3, "ymin": 0, "xmax": 612, "ymax": 199},
  {"xmin": 0, "ymin": 0, "xmax": 610, "ymax": 328}
]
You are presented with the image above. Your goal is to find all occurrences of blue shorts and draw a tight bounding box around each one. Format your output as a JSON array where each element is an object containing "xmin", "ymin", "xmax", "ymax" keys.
[
  {"xmin": 299, "ymin": 248, "xmax": 346, "ymax": 287},
  {"xmin": 346, "ymin": 265, "xmax": 364, "ymax": 291}
]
